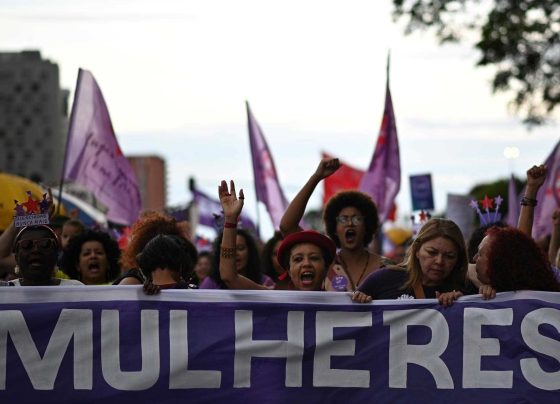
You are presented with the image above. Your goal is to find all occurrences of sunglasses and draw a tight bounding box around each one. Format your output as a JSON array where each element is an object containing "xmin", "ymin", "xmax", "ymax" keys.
[
  {"xmin": 336, "ymin": 215, "xmax": 365, "ymax": 225},
  {"xmin": 17, "ymin": 238, "xmax": 57, "ymax": 251}
]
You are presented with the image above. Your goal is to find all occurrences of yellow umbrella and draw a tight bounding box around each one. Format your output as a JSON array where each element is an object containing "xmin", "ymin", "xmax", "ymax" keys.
[{"xmin": 0, "ymin": 172, "xmax": 64, "ymax": 231}]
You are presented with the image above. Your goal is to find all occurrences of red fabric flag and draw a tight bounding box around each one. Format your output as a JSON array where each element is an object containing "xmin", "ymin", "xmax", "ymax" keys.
[{"xmin": 322, "ymin": 152, "xmax": 364, "ymax": 205}]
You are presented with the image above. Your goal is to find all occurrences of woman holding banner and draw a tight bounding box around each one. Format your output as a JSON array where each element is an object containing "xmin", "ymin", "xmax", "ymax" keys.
[
  {"xmin": 217, "ymin": 180, "xmax": 337, "ymax": 292},
  {"xmin": 353, "ymin": 218, "xmax": 469, "ymax": 304},
  {"xmin": 279, "ymin": 157, "xmax": 391, "ymax": 292}
]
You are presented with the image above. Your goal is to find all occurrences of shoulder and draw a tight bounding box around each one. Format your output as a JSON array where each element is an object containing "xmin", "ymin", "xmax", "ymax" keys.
[
  {"xmin": 58, "ymin": 279, "xmax": 85, "ymax": 286},
  {"xmin": 358, "ymin": 266, "xmax": 409, "ymax": 299},
  {"xmin": 261, "ymin": 274, "xmax": 275, "ymax": 288},
  {"xmin": 199, "ymin": 277, "xmax": 222, "ymax": 289},
  {"xmin": 112, "ymin": 268, "xmax": 144, "ymax": 285}
]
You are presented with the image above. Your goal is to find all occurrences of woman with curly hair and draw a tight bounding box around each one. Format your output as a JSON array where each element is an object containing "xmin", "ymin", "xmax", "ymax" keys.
[
  {"xmin": 59, "ymin": 229, "xmax": 121, "ymax": 285},
  {"xmin": 475, "ymin": 226, "xmax": 560, "ymax": 295},
  {"xmin": 280, "ymin": 157, "xmax": 391, "ymax": 292},
  {"xmin": 113, "ymin": 211, "xmax": 197, "ymax": 285}
]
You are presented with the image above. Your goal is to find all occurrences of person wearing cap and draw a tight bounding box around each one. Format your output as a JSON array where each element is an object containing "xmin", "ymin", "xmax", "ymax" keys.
[
  {"xmin": 4, "ymin": 225, "xmax": 83, "ymax": 286},
  {"xmin": 279, "ymin": 158, "xmax": 391, "ymax": 292},
  {"xmin": 218, "ymin": 180, "xmax": 337, "ymax": 292}
]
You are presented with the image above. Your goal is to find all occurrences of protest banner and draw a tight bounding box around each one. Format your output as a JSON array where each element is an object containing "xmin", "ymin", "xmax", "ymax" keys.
[{"xmin": 0, "ymin": 288, "xmax": 558, "ymax": 403}]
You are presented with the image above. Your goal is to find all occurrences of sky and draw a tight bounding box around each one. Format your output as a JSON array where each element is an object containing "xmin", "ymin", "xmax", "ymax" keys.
[{"xmin": 2, "ymin": 0, "xmax": 559, "ymax": 239}]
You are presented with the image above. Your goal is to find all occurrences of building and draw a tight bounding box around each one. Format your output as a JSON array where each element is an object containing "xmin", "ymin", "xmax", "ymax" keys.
[
  {"xmin": 0, "ymin": 50, "xmax": 69, "ymax": 184},
  {"xmin": 128, "ymin": 155, "xmax": 167, "ymax": 211}
]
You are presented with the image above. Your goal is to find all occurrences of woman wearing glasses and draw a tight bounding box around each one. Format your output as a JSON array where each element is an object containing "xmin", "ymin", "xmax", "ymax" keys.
[
  {"xmin": 5, "ymin": 225, "xmax": 83, "ymax": 286},
  {"xmin": 280, "ymin": 157, "xmax": 392, "ymax": 292}
]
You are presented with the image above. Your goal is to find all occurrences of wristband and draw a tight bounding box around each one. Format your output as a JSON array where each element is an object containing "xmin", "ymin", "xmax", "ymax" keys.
[
  {"xmin": 221, "ymin": 246, "xmax": 236, "ymax": 259},
  {"xmin": 224, "ymin": 222, "xmax": 237, "ymax": 228},
  {"xmin": 520, "ymin": 197, "xmax": 537, "ymax": 207}
]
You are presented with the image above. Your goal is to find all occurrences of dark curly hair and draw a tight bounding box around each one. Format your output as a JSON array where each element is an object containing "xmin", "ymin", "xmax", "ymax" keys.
[
  {"xmin": 261, "ymin": 231, "xmax": 284, "ymax": 280},
  {"xmin": 208, "ymin": 228, "xmax": 264, "ymax": 289},
  {"xmin": 121, "ymin": 211, "xmax": 185, "ymax": 270},
  {"xmin": 136, "ymin": 234, "xmax": 190, "ymax": 279},
  {"xmin": 60, "ymin": 230, "xmax": 121, "ymax": 283},
  {"xmin": 323, "ymin": 190, "xmax": 379, "ymax": 248},
  {"xmin": 485, "ymin": 227, "xmax": 560, "ymax": 292}
]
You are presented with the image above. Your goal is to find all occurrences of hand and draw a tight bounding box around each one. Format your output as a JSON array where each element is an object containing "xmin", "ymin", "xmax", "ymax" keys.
[
  {"xmin": 552, "ymin": 209, "xmax": 560, "ymax": 226},
  {"xmin": 479, "ymin": 284, "xmax": 496, "ymax": 300},
  {"xmin": 526, "ymin": 164, "xmax": 546, "ymax": 190},
  {"xmin": 143, "ymin": 279, "xmax": 161, "ymax": 295},
  {"xmin": 218, "ymin": 180, "xmax": 244, "ymax": 221},
  {"xmin": 351, "ymin": 290, "xmax": 372, "ymax": 303},
  {"xmin": 314, "ymin": 158, "xmax": 340, "ymax": 180},
  {"xmin": 436, "ymin": 290, "xmax": 462, "ymax": 307}
]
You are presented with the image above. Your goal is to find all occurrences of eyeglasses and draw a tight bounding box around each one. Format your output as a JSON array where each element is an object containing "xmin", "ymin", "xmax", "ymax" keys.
[
  {"xmin": 336, "ymin": 215, "xmax": 365, "ymax": 225},
  {"xmin": 16, "ymin": 238, "xmax": 57, "ymax": 251}
]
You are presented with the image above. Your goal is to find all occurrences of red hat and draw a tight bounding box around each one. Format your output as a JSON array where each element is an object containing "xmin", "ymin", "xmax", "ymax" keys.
[{"xmin": 277, "ymin": 230, "xmax": 336, "ymax": 270}]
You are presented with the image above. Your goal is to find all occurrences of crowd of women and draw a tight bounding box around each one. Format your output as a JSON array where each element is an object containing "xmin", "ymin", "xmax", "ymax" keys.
[{"xmin": 0, "ymin": 158, "xmax": 559, "ymax": 304}]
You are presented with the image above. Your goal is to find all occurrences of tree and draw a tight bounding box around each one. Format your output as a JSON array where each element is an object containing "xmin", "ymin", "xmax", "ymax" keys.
[{"xmin": 392, "ymin": 0, "xmax": 560, "ymax": 126}]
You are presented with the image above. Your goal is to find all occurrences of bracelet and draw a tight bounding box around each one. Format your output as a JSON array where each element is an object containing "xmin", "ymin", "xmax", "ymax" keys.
[
  {"xmin": 221, "ymin": 246, "xmax": 236, "ymax": 259},
  {"xmin": 224, "ymin": 222, "xmax": 237, "ymax": 229},
  {"xmin": 520, "ymin": 197, "xmax": 538, "ymax": 207}
]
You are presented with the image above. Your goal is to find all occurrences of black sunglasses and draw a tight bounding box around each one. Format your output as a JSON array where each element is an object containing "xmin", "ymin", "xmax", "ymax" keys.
[{"xmin": 17, "ymin": 238, "xmax": 57, "ymax": 251}]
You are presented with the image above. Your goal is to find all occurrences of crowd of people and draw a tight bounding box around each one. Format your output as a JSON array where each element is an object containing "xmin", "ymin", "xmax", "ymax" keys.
[{"xmin": 0, "ymin": 158, "xmax": 559, "ymax": 303}]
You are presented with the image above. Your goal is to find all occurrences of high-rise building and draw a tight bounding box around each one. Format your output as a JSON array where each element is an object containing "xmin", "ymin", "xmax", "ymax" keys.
[
  {"xmin": 128, "ymin": 155, "xmax": 167, "ymax": 211},
  {"xmin": 0, "ymin": 50, "xmax": 68, "ymax": 184}
]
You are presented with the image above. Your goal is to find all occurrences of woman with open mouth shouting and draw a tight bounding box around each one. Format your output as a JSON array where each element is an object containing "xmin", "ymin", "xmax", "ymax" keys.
[
  {"xmin": 279, "ymin": 157, "xmax": 392, "ymax": 292},
  {"xmin": 60, "ymin": 230, "xmax": 121, "ymax": 285},
  {"xmin": 218, "ymin": 180, "xmax": 336, "ymax": 292}
]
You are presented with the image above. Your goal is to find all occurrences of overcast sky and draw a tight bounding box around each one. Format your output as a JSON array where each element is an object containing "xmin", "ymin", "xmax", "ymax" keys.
[{"xmin": 2, "ymin": 0, "xmax": 558, "ymax": 238}]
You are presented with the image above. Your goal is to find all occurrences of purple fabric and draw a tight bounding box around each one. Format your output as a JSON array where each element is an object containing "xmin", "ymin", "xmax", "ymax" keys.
[
  {"xmin": 0, "ymin": 288, "xmax": 558, "ymax": 403},
  {"xmin": 199, "ymin": 276, "xmax": 221, "ymax": 289},
  {"xmin": 63, "ymin": 69, "xmax": 141, "ymax": 225},
  {"xmin": 533, "ymin": 140, "xmax": 560, "ymax": 239},
  {"xmin": 506, "ymin": 174, "xmax": 520, "ymax": 227},
  {"xmin": 246, "ymin": 102, "xmax": 288, "ymax": 229},
  {"xmin": 192, "ymin": 187, "xmax": 258, "ymax": 236},
  {"xmin": 359, "ymin": 78, "xmax": 401, "ymax": 223}
]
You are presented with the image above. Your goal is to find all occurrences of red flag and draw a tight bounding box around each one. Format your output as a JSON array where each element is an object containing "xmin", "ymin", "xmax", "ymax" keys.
[{"xmin": 322, "ymin": 152, "xmax": 364, "ymax": 205}]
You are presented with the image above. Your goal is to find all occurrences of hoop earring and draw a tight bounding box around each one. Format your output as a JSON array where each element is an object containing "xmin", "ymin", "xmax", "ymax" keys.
[{"xmin": 14, "ymin": 265, "xmax": 20, "ymax": 275}]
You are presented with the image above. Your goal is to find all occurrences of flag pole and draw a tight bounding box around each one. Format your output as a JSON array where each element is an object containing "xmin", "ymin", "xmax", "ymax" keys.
[
  {"xmin": 246, "ymin": 100, "xmax": 262, "ymax": 237},
  {"xmin": 56, "ymin": 68, "xmax": 83, "ymax": 215}
]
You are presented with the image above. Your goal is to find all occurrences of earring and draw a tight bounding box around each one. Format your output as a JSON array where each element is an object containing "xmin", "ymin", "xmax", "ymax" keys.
[{"xmin": 14, "ymin": 265, "xmax": 20, "ymax": 275}]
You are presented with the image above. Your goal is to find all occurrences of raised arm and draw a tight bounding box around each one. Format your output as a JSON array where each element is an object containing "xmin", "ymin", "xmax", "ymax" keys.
[
  {"xmin": 517, "ymin": 164, "xmax": 546, "ymax": 236},
  {"xmin": 218, "ymin": 180, "xmax": 267, "ymax": 290},
  {"xmin": 279, "ymin": 157, "xmax": 341, "ymax": 236},
  {"xmin": 548, "ymin": 209, "xmax": 560, "ymax": 264}
]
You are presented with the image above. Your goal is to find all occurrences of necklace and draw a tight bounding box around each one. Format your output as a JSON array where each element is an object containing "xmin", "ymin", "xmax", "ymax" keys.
[{"xmin": 339, "ymin": 251, "xmax": 370, "ymax": 291}]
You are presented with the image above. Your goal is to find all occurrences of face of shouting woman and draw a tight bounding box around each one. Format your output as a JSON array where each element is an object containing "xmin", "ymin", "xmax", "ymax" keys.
[
  {"xmin": 335, "ymin": 206, "xmax": 366, "ymax": 251},
  {"xmin": 288, "ymin": 243, "xmax": 326, "ymax": 291},
  {"xmin": 78, "ymin": 240, "xmax": 109, "ymax": 285}
]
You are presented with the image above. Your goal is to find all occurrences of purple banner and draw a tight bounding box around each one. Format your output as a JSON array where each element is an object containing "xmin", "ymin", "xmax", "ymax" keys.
[{"xmin": 0, "ymin": 288, "xmax": 558, "ymax": 403}]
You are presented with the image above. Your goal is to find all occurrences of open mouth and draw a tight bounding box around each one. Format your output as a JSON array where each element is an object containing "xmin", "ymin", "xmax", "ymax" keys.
[
  {"xmin": 88, "ymin": 262, "xmax": 101, "ymax": 273},
  {"xmin": 300, "ymin": 271, "xmax": 315, "ymax": 286},
  {"xmin": 345, "ymin": 229, "xmax": 357, "ymax": 244}
]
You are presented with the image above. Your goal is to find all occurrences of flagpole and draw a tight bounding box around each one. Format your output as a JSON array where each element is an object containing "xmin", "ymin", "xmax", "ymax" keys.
[
  {"xmin": 56, "ymin": 68, "xmax": 84, "ymax": 215},
  {"xmin": 246, "ymin": 100, "xmax": 262, "ymax": 237}
]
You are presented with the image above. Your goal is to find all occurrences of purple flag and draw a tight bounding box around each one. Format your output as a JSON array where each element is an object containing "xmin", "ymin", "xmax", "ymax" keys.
[
  {"xmin": 192, "ymin": 187, "xmax": 259, "ymax": 237},
  {"xmin": 63, "ymin": 69, "xmax": 141, "ymax": 225},
  {"xmin": 246, "ymin": 101, "xmax": 288, "ymax": 229},
  {"xmin": 533, "ymin": 140, "xmax": 560, "ymax": 239},
  {"xmin": 359, "ymin": 61, "xmax": 401, "ymax": 223},
  {"xmin": 506, "ymin": 174, "xmax": 520, "ymax": 227}
]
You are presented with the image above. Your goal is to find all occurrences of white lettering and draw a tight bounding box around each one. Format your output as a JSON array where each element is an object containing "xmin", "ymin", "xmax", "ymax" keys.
[
  {"xmin": 313, "ymin": 311, "xmax": 372, "ymax": 388},
  {"xmin": 384, "ymin": 309, "xmax": 453, "ymax": 389},
  {"xmin": 234, "ymin": 310, "xmax": 304, "ymax": 388},
  {"xmin": 520, "ymin": 308, "xmax": 560, "ymax": 390},
  {"xmin": 169, "ymin": 310, "xmax": 221, "ymax": 389},
  {"xmin": 463, "ymin": 308, "xmax": 513, "ymax": 388},
  {"xmin": 101, "ymin": 310, "xmax": 159, "ymax": 390},
  {"xmin": 0, "ymin": 309, "xmax": 92, "ymax": 390}
]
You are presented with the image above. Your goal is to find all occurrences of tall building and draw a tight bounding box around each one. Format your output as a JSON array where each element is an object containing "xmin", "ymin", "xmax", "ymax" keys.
[
  {"xmin": 128, "ymin": 155, "xmax": 167, "ymax": 211},
  {"xmin": 0, "ymin": 50, "xmax": 68, "ymax": 184}
]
